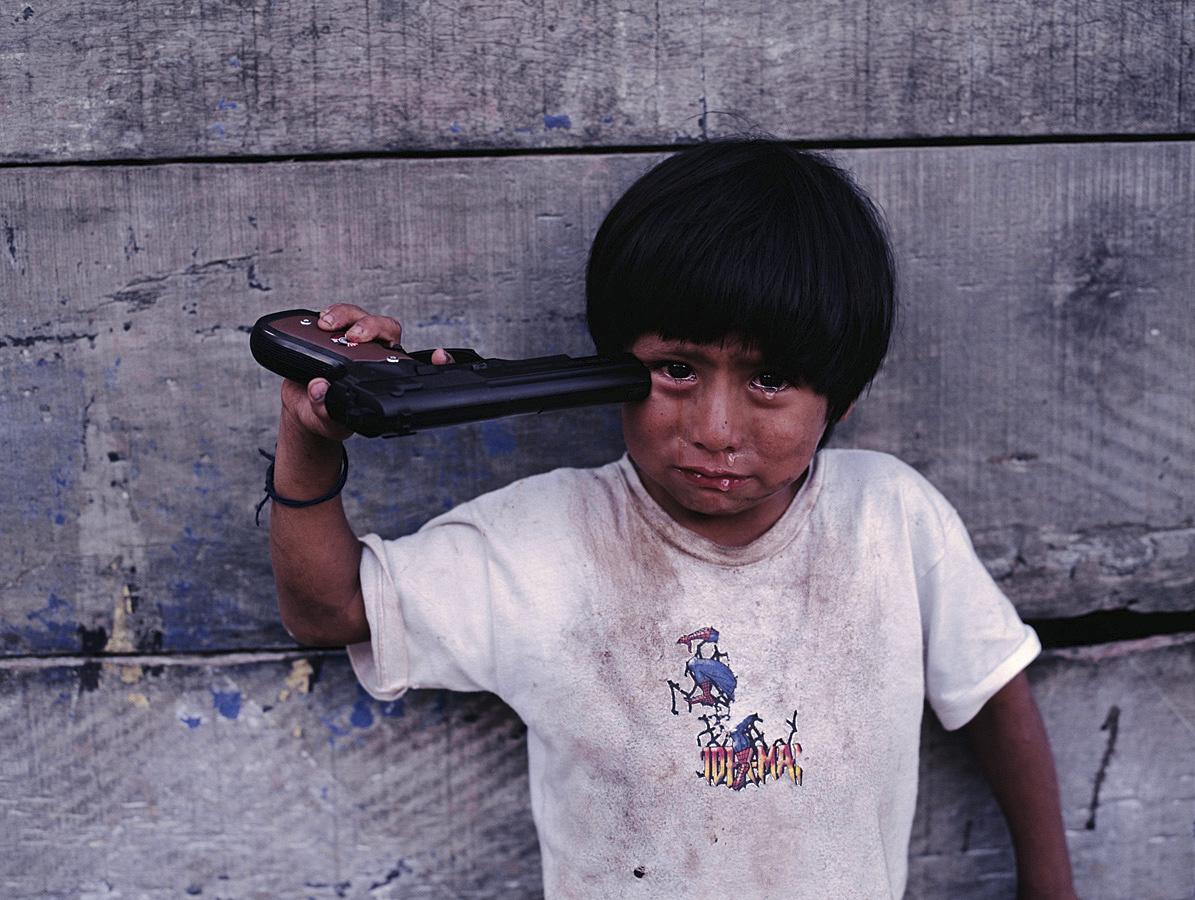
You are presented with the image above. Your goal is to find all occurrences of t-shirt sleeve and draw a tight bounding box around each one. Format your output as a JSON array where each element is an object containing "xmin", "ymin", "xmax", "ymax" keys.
[
  {"xmin": 918, "ymin": 502, "xmax": 1041, "ymax": 731},
  {"xmin": 347, "ymin": 520, "xmax": 500, "ymax": 702}
]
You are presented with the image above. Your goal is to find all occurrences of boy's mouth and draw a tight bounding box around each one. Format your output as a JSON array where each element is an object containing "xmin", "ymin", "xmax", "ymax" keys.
[{"xmin": 676, "ymin": 466, "xmax": 751, "ymax": 491}]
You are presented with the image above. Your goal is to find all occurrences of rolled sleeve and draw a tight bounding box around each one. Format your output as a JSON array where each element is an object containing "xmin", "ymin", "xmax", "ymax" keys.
[
  {"xmin": 920, "ymin": 506, "xmax": 1042, "ymax": 731},
  {"xmin": 347, "ymin": 533, "xmax": 412, "ymax": 702}
]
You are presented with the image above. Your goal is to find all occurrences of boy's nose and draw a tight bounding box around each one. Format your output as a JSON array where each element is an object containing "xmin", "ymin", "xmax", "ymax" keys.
[{"xmin": 686, "ymin": 387, "xmax": 740, "ymax": 452}]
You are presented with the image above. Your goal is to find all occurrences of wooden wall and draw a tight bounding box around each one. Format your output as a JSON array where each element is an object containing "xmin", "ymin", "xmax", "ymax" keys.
[{"xmin": 1, "ymin": 2, "xmax": 1191, "ymax": 897}]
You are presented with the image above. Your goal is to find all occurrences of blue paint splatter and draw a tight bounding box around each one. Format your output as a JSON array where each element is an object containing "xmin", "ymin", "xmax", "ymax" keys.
[
  {"xmin": 321, "ymin": 716, "xmax": 353, "ymax": 738},
  {"xmin": 180, "ymin": 715, "xmax": 202, "ymax": 729},
  {"xmin": 449, "ymin": 122, "xmax": 460, "ymax": 133},
  {"xmin": 479, "ymin": 420, "xmax": 517, "ymax": 456},
  {"xmin": 350, "ymin": 700, "xmax": 374, "ymax": 729},
  {"xmin": 543, "ymin": 114, "xmax": 571, "ymax": 130},
  {"xmin": 17, "ymin": 594, "xmax": 77, "ymax": 651},
  {"xmin": 211, "ymin": 689, "xmax": 242, "ymax": 720},
  {"xmin": 153, "ymin": 538, "xmax": 254, "ymax": 652},
  {"xmin": 218, "ymin": 99, "xmax": 237, "ymax": 110},
  {"xmin": 229, "ymin": 57, "xmax": 239, "ymax": 67}
]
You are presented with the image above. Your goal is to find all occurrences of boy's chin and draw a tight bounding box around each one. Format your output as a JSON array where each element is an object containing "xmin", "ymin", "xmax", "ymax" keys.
[
  {"xmin": 656, "ymin": 479, "xmax": 791, "ymax": 525},
  {"xmin": 631, "ymin": 459, "xmax": 803, "ymax": 541}
]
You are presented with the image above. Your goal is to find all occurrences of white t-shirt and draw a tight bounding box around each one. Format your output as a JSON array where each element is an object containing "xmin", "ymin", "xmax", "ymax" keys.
[{"xmin": 348, "ymin": 450, "xmax": 1039, "ymax": 899}]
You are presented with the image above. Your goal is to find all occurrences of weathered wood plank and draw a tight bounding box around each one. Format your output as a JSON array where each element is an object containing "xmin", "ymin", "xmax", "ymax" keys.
[
  {"xmin": 1, "ymin": 637, "xmax": 1191, "ymax": 898},
  {"xmin": 843, "ymin": 143, "xmax": 1195, "ymax": 618},
  {"xmin": 0, "ymin": 154, "xmax": 644, "ymax": 657},
  {"xmin": 2, "ymin": 143, "xmax": 1192, "ymax": 656},
  {"xmin": 908, "ymin": 634, "xmax": 1195, "ymax": 900},
  {"xmin": 0, "ymin": 652, "xmax": 541, "ymax": 899},
  {"xmin": 2, "ymin": 0, "xmax": 1191, "ymax": 162}
]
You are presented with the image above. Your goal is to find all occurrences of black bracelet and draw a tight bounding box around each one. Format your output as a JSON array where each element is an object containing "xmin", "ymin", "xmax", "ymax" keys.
[{"xmin": 255, "ymin": 446, "xmax": 349, "ymax": 526}]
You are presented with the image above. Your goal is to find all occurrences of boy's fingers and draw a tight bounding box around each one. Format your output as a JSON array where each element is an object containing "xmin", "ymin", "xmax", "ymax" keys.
[
  {"xmin": 308, "ymin": 378, "xmax": 329, "ymax": 405},
  {"xmin": 319, "ymin": 304, "xmax": 405, "ymax": 349},
  {"xmin": 317, "ymin": 303, "xmax": 367, "ymax": 329},
  {"xmin": 306, "ymin": 378, "xmax": 345, "ymax": 429},
  {"xmin": 429, "ymin": 348, "xmax": 455, "ymax": 365},
  {"xmin": 344, "ymin": 315, "xmax": 404, "ymax": 348},
  {"xmin": 281, "ymin": 377, "xmax": 352, "ymax": 443}
]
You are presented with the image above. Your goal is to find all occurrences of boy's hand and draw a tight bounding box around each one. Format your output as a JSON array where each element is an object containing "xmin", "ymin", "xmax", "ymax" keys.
[
  {"xmin": 278, "ymin": 303, "xmax": 454, "ymax": 444},
  {"xmin": 281, "ymin": 376, "xmax": 354, "ymax": 444},
  {"xmin": 270, "ymin": 302, "xmax": 450, "ymax": 648},
  {"xmin": 317, "ymin": 302, "xmax": 407, "ymax": 350},
  {"xmin": 317, "ymin": 302, "xmax": 454, "ymax": 365}
]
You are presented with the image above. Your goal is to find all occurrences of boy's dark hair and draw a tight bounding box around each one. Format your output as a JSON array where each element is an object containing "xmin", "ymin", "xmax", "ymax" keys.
[{"xmin": 586, "ymin": 138, "xmax": 896, "ymax": 427}]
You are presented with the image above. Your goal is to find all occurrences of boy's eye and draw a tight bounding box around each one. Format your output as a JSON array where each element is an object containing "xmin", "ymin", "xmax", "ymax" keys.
[
  {"xmin": 661, "ymin": 362, "xmax": 696, "ymax": 381},
  {"xmin": 752, "ymin": 372, "xmax": 789, "ymax": 392}
]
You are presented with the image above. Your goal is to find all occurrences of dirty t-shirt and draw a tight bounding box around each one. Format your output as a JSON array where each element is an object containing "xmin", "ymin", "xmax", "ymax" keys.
[{"xmin": 347, "ymin": 450, "xmax": 1039, "ymax": 900}]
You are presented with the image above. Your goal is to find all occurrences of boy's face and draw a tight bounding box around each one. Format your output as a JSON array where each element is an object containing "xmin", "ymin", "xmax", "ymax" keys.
[{"xmin": 622, "ymin": 334, "xmax": 831, "ymax": 547}]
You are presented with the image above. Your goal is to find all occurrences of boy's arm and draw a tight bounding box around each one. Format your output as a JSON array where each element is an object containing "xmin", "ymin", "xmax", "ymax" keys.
[
  {"xmin": 267, "ymin": 305, "xmax": 410, "ymax": 647},
  {"xmin": 269, "ymin": 375, "xmax": 369, "ymax": 646},
  {"xmin": 964, "ymin": 671, "xmax": 1079, "ymax": 900}
]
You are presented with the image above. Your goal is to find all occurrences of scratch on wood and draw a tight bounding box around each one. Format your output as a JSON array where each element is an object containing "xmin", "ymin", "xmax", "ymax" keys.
[
  {"xmin": 368, "ymin": 859, "xmax": 413, "ymax": 890},
  {"xmin": 3, "ymin": 217, "xmax": 17, "ymax": 265},
  {"xmin": 246, "ymin": 262, "xmax": 271, "ymax": 291},
  {"xmin": 0, "ymin": 332, "xmax": 99, "ymax": 349},
  {"xmin": 1085, "ymin": 705, "xmax": 1120, "ymax": 830}
]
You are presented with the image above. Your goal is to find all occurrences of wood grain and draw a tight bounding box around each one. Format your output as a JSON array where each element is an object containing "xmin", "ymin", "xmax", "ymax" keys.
[
  {"xmin": 2, "ymin": 1, "xmax": 1191, "ymax": 162},
  {"xmin": 1, "ymin": 636, "xmax": 1190, "ymax": 898},
  {"xmin": 0, "ymin": 653, "xmax": 541, "ymax": 899},
  {"xmin": 2, "ymin": 143, "xmax": 1191, "ymax": 654}
]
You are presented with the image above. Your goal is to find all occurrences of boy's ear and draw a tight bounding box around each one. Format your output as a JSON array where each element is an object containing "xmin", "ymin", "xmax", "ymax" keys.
[
  {"xmin": 825, "ymin": 402, "xmax": 853, "ymax": 426},
  {"xmin": 817, "ymin": 402, "xmax": 853, "ymax": 451}
]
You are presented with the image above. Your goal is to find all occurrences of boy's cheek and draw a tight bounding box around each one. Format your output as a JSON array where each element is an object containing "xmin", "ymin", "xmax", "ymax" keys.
[
  {"xmin": 619, "ymin": 403, "xmax": 653, "ymax": 453},
  {"xmin": 621, "ymin": 396, "xmax": 677, "ymax": 444}
]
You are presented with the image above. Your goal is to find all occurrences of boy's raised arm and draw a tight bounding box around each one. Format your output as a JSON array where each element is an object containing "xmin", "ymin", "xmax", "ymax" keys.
[
  {"xmin": 964, "ymin": 672, "xmax": 1080, "ymax": 900},
  {"xmin": 266, "ymin": 305, "xmax": 408, "ymax": 647},
  {"xmin": 269, "ymin": 375, "xmax": 368, "ymax": 646}
]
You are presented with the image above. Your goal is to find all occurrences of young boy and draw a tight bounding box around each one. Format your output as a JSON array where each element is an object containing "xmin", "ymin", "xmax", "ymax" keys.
[{"xmin": 266, "ymin": 139, "xmax": 1077, "ymax": 899}]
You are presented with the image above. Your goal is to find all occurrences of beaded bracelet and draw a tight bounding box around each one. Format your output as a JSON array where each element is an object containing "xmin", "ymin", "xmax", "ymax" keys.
[{"xmin": 254, "ymin": 446, "xmax": 349, "ymax": 526}]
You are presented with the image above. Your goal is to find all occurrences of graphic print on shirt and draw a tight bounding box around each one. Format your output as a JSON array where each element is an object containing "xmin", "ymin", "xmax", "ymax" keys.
[{"xmin": 668, "ymin": 627, "xmax": 802, "ymax": 791}]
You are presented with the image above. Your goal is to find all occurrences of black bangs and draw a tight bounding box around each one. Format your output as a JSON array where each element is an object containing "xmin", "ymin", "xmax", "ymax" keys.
[{"xmin": 586, "ymin": 139, "xmax": 896, "ymax": 424}]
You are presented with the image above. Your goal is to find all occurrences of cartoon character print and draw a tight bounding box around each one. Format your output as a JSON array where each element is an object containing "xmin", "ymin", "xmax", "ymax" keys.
[
  {"xmin": 668, "ymin": 628, "xmax": 736, "ymax": 712},
  {"xmin": 668, "ymin": 627, "xmax": 802, "ymax": 791}
]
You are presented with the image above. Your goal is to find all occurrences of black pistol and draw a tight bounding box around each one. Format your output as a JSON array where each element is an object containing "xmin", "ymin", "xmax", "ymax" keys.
[{"xmin": 250, "ymin": 309, "xmax": 650, "ymax": 437}]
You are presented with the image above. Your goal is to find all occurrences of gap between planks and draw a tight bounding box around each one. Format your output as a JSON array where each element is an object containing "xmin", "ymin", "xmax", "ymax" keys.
[
  {"xmin": 0, "ymin": 648, "xmax": 344, "ymax": 672},
  {"xmin": 3, "ymin": 131, "xmax": 1195, "ymax": 173}
]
